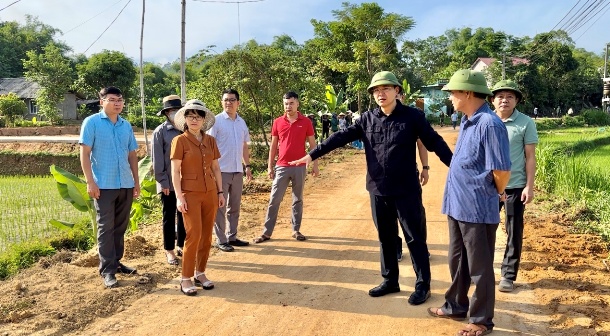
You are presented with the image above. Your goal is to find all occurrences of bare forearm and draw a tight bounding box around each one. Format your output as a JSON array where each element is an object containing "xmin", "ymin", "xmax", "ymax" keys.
[
  {"xmin": 171, "ymin": 161, "xmax": 182, "ymax": 195},
  {"xmin": 79, "ymin": 147, "xmax": 95, "ymax": 183},
  {"xmin": 525, "ymin": 145, "xmax": 537, "ymax": 188},
  {"xmin": 242, "ymin": 143, "xmax": 251, "ymax": 166},
  {"xmin": 416, "ymin": 139, "xmax": 428, "ymax": 166},
  {"xmin": 493, "ymin": 170, "xmax": 511, "ymax": 193},
  {"xmin": 212, "ymin": 162, "xmax": 223, "ymax": 190}
]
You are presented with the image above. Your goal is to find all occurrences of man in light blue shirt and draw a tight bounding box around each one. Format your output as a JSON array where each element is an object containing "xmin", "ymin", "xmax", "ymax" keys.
[
  {"xmin": 428, "ymin": 70, "xmax": 511, "ymax": 336},
  {"xmin": 207, "ymin": 88, "xmax": 252, "ymax": 252},
  {"xmin": 491, "ymin": 80, "xmax": 538, "ymax": 293},
  {"xmin": 80, "ymin": 86, "xmax": 140, "ymax": 288}
]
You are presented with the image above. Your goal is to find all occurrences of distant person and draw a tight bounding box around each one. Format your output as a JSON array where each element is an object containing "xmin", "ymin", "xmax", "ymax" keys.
[
  {"xmin": 152, "ymin": 95, "xmax": 185, "ymax": 265},
  {"xmin": 290, "ymin": 71, "xmax": 453, "ymax": 306},
  {"xmin": 568, "ymin": 107, "xmax": 574, "ymax": 116},
  {"xmin": 307, "ymin": 113, "xmax": 319, "ymax": 141},
  {"xmin": 351, "ymin": 111, "xmax": 363, "ymax": 149},
  {"xmin": 79, "ymin": 86, "xmax": 140, "ymax": 288},
  {"xmin": 428, "ymin": 70, "xmax": 511, "ymax": 336},
  {"xmin": 338, "ymin": 112, "xmax": 347, "ymax": 130},
  {"xmin": 533, "ymin": 107, "xmax": 538, "ymax": 119},
  {"xmin": 451, "ymin": 111, "xmax": 458, "ymax": 130},
  {"xmin": 439, "ymin": 112, "xmax": 445, "ymax": 127},
  {"xmin": 330, "ymin": 113, "xmax": 339, "ymax": 133},
  {"xmin": 207, "ymin": 89, "xmax": 253, "ymax": 253},
  {"xmin": 321, "ymin": 113, "xmax": 331, "ymax": 141},
  {"xmin": 491, "ymin": 80, "xmax": 538, "ymax": 293},
  {"xmin": 253, "ymin": 92, "xmax": 319, "ymax": 244},
  {"xmin": 555, "ymin": 106, "xmax": 560, "ymax": 117},
  {"xmin": 171, "ymin": 99, "xmax": 224, "ymax": 296}
]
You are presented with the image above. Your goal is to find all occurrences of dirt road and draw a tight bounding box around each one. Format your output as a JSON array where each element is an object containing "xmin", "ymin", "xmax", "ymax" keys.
[
  {"xmin": 2, "ymin": 128, "xmax": 609, "ymax": 336},
  {"xmin": 62, "ymin": 128, "xmax": 544, "ymax": 336}
]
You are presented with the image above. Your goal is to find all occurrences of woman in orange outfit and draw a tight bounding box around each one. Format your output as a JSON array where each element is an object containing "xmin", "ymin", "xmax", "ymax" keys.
[{"xmin": 171, "ymin": 99, "xmax": 224, "ymax": 296}]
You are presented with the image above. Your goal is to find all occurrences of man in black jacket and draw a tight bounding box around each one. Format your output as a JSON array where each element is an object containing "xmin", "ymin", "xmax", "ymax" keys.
[{"xmin": 289, "ymin": 71, "xmax": 453, "ymax": 305}]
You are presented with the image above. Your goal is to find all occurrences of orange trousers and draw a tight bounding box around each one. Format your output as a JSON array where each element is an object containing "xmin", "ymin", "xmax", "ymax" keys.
[{"xmin": 181, "ymin": 189, "xmax": 218, "ymax": 278}]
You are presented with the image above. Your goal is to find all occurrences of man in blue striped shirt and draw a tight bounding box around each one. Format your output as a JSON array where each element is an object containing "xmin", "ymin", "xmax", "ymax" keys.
[
  {"xmin": 427, "ymin": 70, "xmax": 511, "ymax": 336},
  {"xmin": 80, "ymin": 86, "xmax": 140, "ymax": 289}
]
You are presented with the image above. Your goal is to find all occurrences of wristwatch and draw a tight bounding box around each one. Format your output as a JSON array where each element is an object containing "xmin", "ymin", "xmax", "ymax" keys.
[{"xmin": 422, "ymin": 165, "xmax": 430, "ymax": 170}]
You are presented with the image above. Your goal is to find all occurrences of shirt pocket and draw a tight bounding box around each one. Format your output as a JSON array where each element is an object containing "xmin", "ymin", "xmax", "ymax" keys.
[
  {"xmin": 365, "ymin": 126, "xmax": 384, "ymax": 144},
  {"xmin": 182, "ymin": 173, "xmax": 197, "ymax": 180}
]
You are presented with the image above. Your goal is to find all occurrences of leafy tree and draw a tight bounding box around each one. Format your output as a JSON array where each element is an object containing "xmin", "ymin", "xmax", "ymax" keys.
[
  {"xmin": 0, "ymin": 16, "xmax": 70, "ymax": 77},
  {"xmin": 307, "ymin": 2, "xmax": 414, "ymax": 111},
  {"xmin": 0, "ymin": 92, "xmax": 28, "ymax": 126},
  {"xmin": 77, "ymin": 50, "xmax": 136, "ymax": 99},
  {"xmin": 23, "ymin": 44, "xmax": 74, "ymax": 124}
]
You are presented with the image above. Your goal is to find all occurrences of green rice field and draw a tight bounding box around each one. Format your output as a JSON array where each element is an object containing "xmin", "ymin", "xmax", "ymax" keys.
[{"xmin": 0, "ymin": 176, "xmax": 88, "ymax": 252}]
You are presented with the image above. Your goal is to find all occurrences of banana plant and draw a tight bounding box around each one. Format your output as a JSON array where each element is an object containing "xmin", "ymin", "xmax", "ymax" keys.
[
  {"xmin": 324, "ymin": 85, "xmax": 346, "ymax": 114},
  {"xmin": 401, "ymin": 79, "xmax": 421, "ymax": 105},
  {"xmin": 49, "ymin": 155, "xmax": 155, "ymax": 235}
]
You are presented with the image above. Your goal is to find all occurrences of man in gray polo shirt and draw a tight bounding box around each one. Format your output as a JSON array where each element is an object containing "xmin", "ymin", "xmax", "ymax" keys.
[
  {"xmin": 491, "ymin": 80, "xmax": 538, "ymax": 293},
  {"xmin": 207, "ymin": 88, "xmax": 253, "ymax": 252}
]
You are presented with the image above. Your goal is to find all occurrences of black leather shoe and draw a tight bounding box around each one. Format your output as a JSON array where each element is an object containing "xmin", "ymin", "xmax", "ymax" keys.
[
  {"xmin": 117, "ymin": 263, "xmax": 137, "ymax": 275},
  {"xmin": 368, "ymin": 283, "xmax": 400, "ymax": 297},
  {"xmin": 103, "ymin": 274, "xmax": 118, "ymax": 288},
  {"xmin": 228, "ymin": 239, "xmax": 250, "ymax": 247},
  {"xmin": 408, "ymin": 289, "xmax": 431, "ymax": 305},
  {"xmin": 216, "ymin": 243, "xmax": 235, "ymax": 252}
]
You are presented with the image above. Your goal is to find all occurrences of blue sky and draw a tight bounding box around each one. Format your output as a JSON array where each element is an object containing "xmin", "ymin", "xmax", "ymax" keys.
[{"xmin": 1, "ymin": 0, "xmax": 608, "ymax": 64}]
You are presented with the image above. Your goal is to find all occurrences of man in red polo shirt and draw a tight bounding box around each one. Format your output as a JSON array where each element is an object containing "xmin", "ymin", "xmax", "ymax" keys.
[{"xmin": 253, "ymin": 91, "xmax": 319, "ymax": 243}]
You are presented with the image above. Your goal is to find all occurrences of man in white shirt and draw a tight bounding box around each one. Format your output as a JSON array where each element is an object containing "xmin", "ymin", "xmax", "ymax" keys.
[{"xmin": 207, "ymin": 88, "xmax": 253, "ymax": 252}]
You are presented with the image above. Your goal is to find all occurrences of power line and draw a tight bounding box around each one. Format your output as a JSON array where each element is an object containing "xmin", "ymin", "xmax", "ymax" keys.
[
  {"xmin": 566, "ymin": 0, "xmax": 607, "ymax": 35},
  {"xmin": 560, "ymin": 0, "xmax": 598, "ymax": 33},
  {"xmin": 191, "ymin": 0, "xmax": 264, "ymax": 3},
  {"xmin": 551, "ymin": 0, "xmax": 582, "ymax": 31},
  {"xmin": 82, "ymin": 0, "xmax": 133, "ymax": 54},
  {"xmin": 0, "ymin": 0, "xmax": 23, "ymax": 12},
  {"xmin": 564, "ymin": 0, "xmax": 605, "ymax": 34},
  {"xmin": 63, "ymin": 0, "xmax": 125, "ymax": 35},
  {"xmin": 575, "ymin": 1, "xmax": 610, "ymax": 41}
]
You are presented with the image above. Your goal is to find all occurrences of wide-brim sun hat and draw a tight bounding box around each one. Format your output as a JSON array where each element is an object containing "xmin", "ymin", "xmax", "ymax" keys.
[
  {"xmin": 173, "ymin": 99, "xmax": 215, "ymax": 132},
  {"xmin": 491, "ymin": 79, "xmax": 523, "ymax": 101},
  {"xmin": 441, "ymin": 69, "xmax": 493, "ymax": 96},
  {"xmin": 157, "ymin": 95, "xmax": 183, "ymax": 116},
  {"xmin": 367, "ymin": 71, "xmax": 403, "ymax": 93}
]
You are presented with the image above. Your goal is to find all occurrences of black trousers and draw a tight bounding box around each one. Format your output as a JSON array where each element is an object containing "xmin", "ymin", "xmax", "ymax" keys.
[
  {"xmin": 499, "ymin": 187, "xmax": 525, "ymax": 281},
  {"xmin": 443, "ymin": 216, "xmax": 498, "ymax": 330},
  {"xmin": 370, "ymin": 192, "xmax": 430, "ymax": 291},
  {"xmin": 95, "ymin": 188, "xmax": 133, "ymax": 275},
  {"xmin": 160, "ymin": 191, "xmax": 185, "ymax": 251},
  {"xmin": 322, "ymin": 128, "xmax": 330, "ymax": 140}
]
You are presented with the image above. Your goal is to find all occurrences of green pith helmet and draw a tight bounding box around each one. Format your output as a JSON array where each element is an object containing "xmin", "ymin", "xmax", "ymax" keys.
[
  {"xmin": 367, "ymin": 71, "xmax": 402, "ymax": 93},
  {"xmin": 441, "ymin": 69, "xmax": 493, "ymax": 96},
  {"xmin": 491, "ymin": 79, "xmax": 523, "ymax": 101}
]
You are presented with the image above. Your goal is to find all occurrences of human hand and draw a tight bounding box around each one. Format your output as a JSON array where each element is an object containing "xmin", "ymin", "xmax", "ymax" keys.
[
  {"xmin": 267, "ymin": 166, "xmax": 275, "ymax": 180},
  {"xmin": 311, "ymin": 164, "xmax": 320, "ymax": 177},
  {"xmin": 521, "ymin": 186, "xmax": 534, "ymax": 204},
  {"xmin": 87, "ymin": 181, "xmax": 100, "ymax": 200},
  {"xmin": 245, "ymin": 167, "xmax": 253, "ymax": 182},
  {"xmin": 162, "ymin": 188, "xmax": 170, "ymax": 196},
  {"xmin": 177, "ymin": 196, "xmax": 187, "ymax": 213},
  {"xmin": 218, "ymin": 193, "xmax": 225, "ymax": 208},
  {"xmin": 133, "ymin": 185, "xmax": 140, "ymax": 198},
  {"xmin": 420, "ymin": 169, "xmax": 429, "ymax": 186},
  {"xmin": 288, "ymin": 155, "xmax": 312, "ymax": 167}
]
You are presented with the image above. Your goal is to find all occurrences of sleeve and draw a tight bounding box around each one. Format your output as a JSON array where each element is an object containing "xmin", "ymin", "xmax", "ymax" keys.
[
  {"xmin": 483, "ymin": 124, "xmax": 511, "ymax": 171},
  {"xmin": 210, "ymin": 136, "xmax": 221, "ymax": 160},
  {"xmin": 152, "ymin": 128, "xmax": 168, "ymax": 187},
  {"xmin": 206, "ymin": 125, "xmax": 217, "ymax": 138},
  {"xmin": 305, "ymin": 118, "xmax": 314, "ymax": 137},
  {"xmin": 127, "ymin": 127, "xmax": 138, "ymax": 152},
  {"xmin": 79, "ymin": 117, "xmax": 94, "ymax": 147},
  {"xmin": 271, "ymin": 119, "xmax": 278, "ymax": 137},
  {"xmin": 170, "ymin": 136, "xmax": 184, "ymax": 160},
  {"xmin": 415, "ymin": 111, "xmax": 453, "ymax": 167},
  {"xmin": 309, "ymin": 117, "xmax": 364, "ymax": 160},
  {"xmin": 524, "ymin": 118, "xmax": 539, "ymax": 145}
]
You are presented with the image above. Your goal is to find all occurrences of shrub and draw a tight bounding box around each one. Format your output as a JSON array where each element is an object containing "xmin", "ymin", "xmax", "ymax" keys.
[
  {"xmin": 562, "ymin": 115, "xmax": 585, "ymax": 127},
  {"xmin": 535, "ymin": 118, "xmax": 562, "ymax": 131},
  {"xmin": 0, "ymin": 93, "xmax": 28, "ymax": 126},
  {"xmin": 0, "ymin": 241, "xmax": 56, "ymax": 280},
  {"xmin": 125, "ymin": 113, "xmax": 165, "ymax": 129},
  {"xmin": 582, "ymin": 109, "xmax": 610, "ymax": 126},
  {"xmin": 12, "ymin": 119, "xmax": 54, "ymax": 127}
]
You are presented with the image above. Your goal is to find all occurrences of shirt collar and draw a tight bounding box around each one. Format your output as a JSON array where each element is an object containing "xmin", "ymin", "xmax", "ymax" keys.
[
  {"xmin": 221, "ymin": 111, "xmax": 242, "ymax": 121},
  {"xmin": 464, "ymin": 103, "xmax": 493, "ymax": 124},
  {"xmin": 283, "ymin": 111, "xmax": 306, "ymax": 121},
  {"xmin": 184, "ymin": 131, "xmax": 208, "ymax": 147},
  {"xmin": 100, "ymin": 110, "xmax": 123, "ymax": 124}
]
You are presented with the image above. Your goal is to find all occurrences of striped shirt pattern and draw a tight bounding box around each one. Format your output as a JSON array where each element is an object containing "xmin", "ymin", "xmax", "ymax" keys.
[
  {"xmin": 207, "ymin": 112, "xmax": 251, "ymax": 173},
  {"xmin": 79, "ymin": 111, "xmax": 138, "ymax": 189},
  {"xmin": 442, "ymin": 104, "xmax": 511, "ymax": 224}
]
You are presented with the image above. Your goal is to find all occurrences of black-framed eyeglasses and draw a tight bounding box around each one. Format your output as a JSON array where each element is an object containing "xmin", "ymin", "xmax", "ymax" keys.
[{"xmin": 222, "ymin": 98, "xmax": 238, "ymax": 103}]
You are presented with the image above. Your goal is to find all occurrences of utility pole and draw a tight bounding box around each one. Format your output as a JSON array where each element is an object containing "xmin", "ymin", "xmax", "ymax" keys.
[
  {"xmin": 603, "ymin": 43, "xmax": 609, "ymax": 113},
  {"xmin": 139, "ymin": 0, "xmax": 149, "ymax": 154},
  {"xmin": 180, "ymin": 0, "xmax": 186, "ymax": 102}
]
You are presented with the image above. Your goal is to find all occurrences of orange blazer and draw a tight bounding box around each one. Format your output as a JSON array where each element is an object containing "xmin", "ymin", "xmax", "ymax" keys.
[{"xmin": 170, "ymin": 132, "xmax": 221, "ymax": 192}]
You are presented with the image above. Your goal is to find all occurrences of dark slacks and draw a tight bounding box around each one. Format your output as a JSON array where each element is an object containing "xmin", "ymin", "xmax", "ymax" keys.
[
  {"xmin": 500, "ymin": 187, "xmax": 525, "ymax": 281},
  {"xmin": 160, "ymin": 191, "xmax": 185, "ymax": 251},
  {"xmin": 95, "ymin": 188, "xmax": 133, "ymax": 275},
  {"xmin": 443, "ymin": 216, "xmax": 498, "ymax": 330},
  {"xmin": 370, "ymin": 192, "xmax": 430, "ymax": 291}
]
